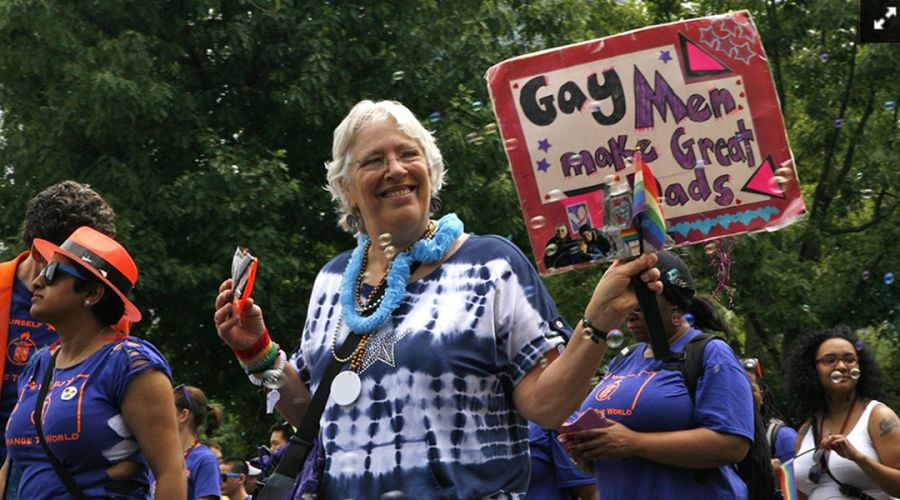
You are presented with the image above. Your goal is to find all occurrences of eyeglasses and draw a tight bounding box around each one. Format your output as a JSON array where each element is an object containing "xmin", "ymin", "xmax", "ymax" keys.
[
  {"xmin": 816, "ymin": 353, "xmax": 858, "ymax": 367},
  {"xmin": 174, "ymin": 384, "xmax": 193, "ymax": 413},
  {"xmin": 807, "ymin": 447, "xmax": 827, "ymax": 484},
  {"xmin": 40, "ymin": 261, "xmax": 90, "ymax": 285},
  {"xmin": 354, "ymin": 149, "xmax": 423, "ymax": 170},
  {"xmin": 221, "ymin": 472, "xmax": 242, "ymax": 482}
]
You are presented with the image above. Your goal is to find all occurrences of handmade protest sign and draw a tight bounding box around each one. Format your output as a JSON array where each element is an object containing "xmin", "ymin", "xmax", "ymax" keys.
[{"xmin": 487, "ymin": 11, "xmax": 805, "ymax": 275}]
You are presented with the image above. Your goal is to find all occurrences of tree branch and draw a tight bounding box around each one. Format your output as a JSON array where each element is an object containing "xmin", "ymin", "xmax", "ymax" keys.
[{"xmin": 822, "ymin": 192, "xmax": 900, "ymax": 235}]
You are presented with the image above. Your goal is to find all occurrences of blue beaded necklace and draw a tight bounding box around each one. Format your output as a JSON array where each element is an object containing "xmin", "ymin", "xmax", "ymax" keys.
[{"xmin": 340, "ymin": 213, "xmax": 464, "ymax": 333}]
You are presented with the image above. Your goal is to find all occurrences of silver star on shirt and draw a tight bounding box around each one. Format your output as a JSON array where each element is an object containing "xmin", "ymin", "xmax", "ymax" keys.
[{"xmin": 358, "ymin": 324, "xmax": 412, "ymax": 374}]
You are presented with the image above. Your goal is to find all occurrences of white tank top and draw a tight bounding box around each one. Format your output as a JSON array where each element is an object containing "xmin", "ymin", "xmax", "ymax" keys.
[{"xmin": 794, "ymin": 400, "xmax": 898, "ymax": 499}]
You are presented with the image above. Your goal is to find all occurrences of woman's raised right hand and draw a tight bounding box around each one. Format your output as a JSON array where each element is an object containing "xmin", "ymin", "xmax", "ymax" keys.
[{"xmin": 214, "ymin": 278, "xmax": 266, "ymax": 351}]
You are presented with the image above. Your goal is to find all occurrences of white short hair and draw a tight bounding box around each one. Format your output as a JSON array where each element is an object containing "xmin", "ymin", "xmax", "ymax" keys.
[{"xmin": 324, "ymin": 100, "xmax": 446, "ymax": 233}]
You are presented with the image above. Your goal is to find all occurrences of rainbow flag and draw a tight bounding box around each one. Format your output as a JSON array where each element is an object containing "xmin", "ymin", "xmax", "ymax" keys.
[
  {"xmin": 630, "ymin": 152, "xmax": 667, "ymax": 251},
  {"xmin": 779, "ymin": 459, "xmax": 797, "ymax": 500}
]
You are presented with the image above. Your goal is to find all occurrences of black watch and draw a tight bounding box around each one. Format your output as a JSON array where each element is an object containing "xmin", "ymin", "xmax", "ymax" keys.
[{"xmin": 580, "ymin": 318, "xmax": 608, "ymax": 343}]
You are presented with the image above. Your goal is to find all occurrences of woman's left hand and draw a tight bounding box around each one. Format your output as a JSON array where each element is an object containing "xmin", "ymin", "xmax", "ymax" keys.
[
  {"xmin": 561, "ymin": 420, "xmax": 639, "ymax": 463},
  {"xmin": 822, "ymin": 433, "xmax": 865, "ymax": 463}
]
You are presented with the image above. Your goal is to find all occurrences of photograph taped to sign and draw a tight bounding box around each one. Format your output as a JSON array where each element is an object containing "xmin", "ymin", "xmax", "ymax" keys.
[{"xmin": 486, "ymin": 11, "xmax": 805, "ymax": 275}]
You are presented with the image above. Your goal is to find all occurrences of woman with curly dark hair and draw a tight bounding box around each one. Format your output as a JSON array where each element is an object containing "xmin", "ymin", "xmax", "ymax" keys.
[{"xmin": 784, "ymin": 325, "xmax": 900, "ymax": 499}]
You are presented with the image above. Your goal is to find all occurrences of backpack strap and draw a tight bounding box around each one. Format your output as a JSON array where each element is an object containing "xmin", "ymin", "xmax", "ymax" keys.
[
  {"xmin": 677, "ymin": 332, "xmax": 719, "ymax": 400},
  {"xmin": 607, "ymin": 342, "xmax": 642, "ymax": 372},
  {"xmin": 766, "ymin": 419, "xmax": 785, "ymax": 450}
]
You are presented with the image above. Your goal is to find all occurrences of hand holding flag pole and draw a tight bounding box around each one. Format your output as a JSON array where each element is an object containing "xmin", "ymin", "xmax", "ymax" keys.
[{"xmin": 629, "ymin": 152, "xmax": 672, "ymax": 360}]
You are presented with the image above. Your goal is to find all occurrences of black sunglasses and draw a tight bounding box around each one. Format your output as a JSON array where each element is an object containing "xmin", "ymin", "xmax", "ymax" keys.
[
  {"xmin": 807, "ymin": 447, "xmax": 826, "ymax": 484},
  {"xmin": 174, "ymin": 384, "xmax": 193, "ymax": 413},
  {"xmin": 40, "ymin": 261, "xmax": 90, "ymax": 285},
  {"xmin": 221, "ymin": 472, "xmax": 242, "ymax": 482}
]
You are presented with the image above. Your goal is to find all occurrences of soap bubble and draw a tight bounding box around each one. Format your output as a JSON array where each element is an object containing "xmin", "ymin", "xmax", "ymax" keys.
[
  {"xmin": 391, "ymin": 70, "xmax": 405, "ymax": 81},
  {"xmin": 471, "ymin": 100, "xmax": 483, "ymax": 112},
  {"xmin": 504, "ymin": 138, "xmax": 519, "ymax": 150},
  {"xmin": 830, "ymin": 370, "xmax": 844, "ymax": 383},
  {"xmin": 483, "ymin": 123, "xmax": 498, "ymax": 135},
  {"xmin": 820, "ymin": 53, "xmax": 830, "ymax": 63},
  {"xmin": 377, "ymin": 233, "xmax": 393, "ymax": 248},
  {"xmin": 465, "ymin": 132, "xmax": 484, "ymax": 145},
  {"xmin": 834, "ymin": 118, "xmax": 843, "ymax": 128},
  {"xmin": 545, "ymin": 243, "xmax": 558, "ymax": 256},
  {"xmin": 606, "ymin": 329, "xmax": 625, "ymax": 349},
  {"xmin": 546, "ymin": 189, "xmax": 566, "ymax": 202},
  {"xmin": 862, "ymin": 270, "xmax": 871, "ymax": 281},
  {"xmin": 683, "ymin": 313, "xmax": 695, "ymax": 326},
  {"xmin": 860, "ymin": 189, "xmax": 874, "ymax": 199},
  {"xmin": 885, "ymin": 101, "xmax": 896, "ymax": 111},
  {"xmin": 428, "ymin": 111, "xmax": 442, "ymax": 124},
  {"xmin": 384, "ymin": 245, "xmax": 396, "ymax": 259},
  {"xmin": 849, "ymin": 367, "xmax": 861, "ymax": 380},
  {"xmin": 529, "ymin": 215, "xmax": 547, "ymax": 229},
  {"xmin": 885, "ymin": 272, "xmax": 895, "ymax": 286}
]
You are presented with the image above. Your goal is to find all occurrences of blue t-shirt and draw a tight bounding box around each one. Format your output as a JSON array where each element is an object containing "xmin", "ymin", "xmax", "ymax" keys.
[
  {"xmin": 1, "ymin": 277, "xmax": 58, "ymax": 464},
  {"xmin": 292, "ymin": 234, "xmax": 570, "ymax": 499},
  {"xmin": 186, "ymin": 443, "xmax": 221, "ymax": 499},
  {"xmin": 772, "ymin": 424, "xmax": 798, "ymax": 464},
  {"xmin": 5, "ymin": 337, "xmax": 172, "ymax": 499},
  {"xmin": 575, "ymin": 329, "xmax": 754, "ymax": 500},
  {"xmin": 526, "ymin": 422, "xmax": 595, "ymax": 500}
]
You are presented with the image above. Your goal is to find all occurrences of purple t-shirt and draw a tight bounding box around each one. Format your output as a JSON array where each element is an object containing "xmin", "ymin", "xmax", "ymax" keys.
[
  {"xmin": 526, "ymin": 422, "xmax": 595, "ymax": 499},
  {"xmin": 6, "ymin": 337, "xmax": 172, "ymax": 499},
  {"xmin": 575, "ymin": 329, "xmax": 754, "ymax": 500},
  {"xmin": 0, "ymin": 277, "xmax": 58, "ymax": 464},
  {"xmin": 185, "ymin": 443, "xmax": 221, "ymax": 499},
  {"xmin": 772, "ymin": 424, "xmax": 798, "ymax": 464}
]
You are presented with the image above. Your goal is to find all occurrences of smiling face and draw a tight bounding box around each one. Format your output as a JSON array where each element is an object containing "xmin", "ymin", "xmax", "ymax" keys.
[{"xmin": 346, "ymin": 119, "xmax": 431, "ymax": 243}]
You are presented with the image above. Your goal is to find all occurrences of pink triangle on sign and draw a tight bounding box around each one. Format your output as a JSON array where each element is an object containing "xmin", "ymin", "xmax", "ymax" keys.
[
  {"xmin": 686, "ymin": 41, "xmax": 726, "ymax": 71},
  {"xmin": 741, "ymin": 155, "xmax": 785, "ymax": 199}
]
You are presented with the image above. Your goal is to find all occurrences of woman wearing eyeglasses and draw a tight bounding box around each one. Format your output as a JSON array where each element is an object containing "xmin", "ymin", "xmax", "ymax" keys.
[
  {"xmin": 173, "ymin": 384, "xmax": 223, "ymax": 499},
  {"xmin": 3, "ymin": 226, "xmax": 185, "ymax": 499},
  {"xmin": 213, "ymin": 100, "xmax": 662, "ymax": 499},
  {"xmin": 785, "ymin": 325, "xmax": 900, "ymax": 499}
]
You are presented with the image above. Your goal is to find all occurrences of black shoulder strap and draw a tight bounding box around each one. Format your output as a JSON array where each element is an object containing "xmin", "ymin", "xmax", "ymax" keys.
[
  {"xmin": 608, "ymin": 342, "xmax": 642, "ymax": 370},
  {"xmin": 34, "ymin": 350, "xmax": 88, "ymax": 500},
  {"xmin": 679, "ymin": 333, "xmax": 719, "ymax": 399}
]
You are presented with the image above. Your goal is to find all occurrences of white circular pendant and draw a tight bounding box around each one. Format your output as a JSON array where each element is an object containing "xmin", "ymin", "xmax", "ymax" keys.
[{"xmin": 331, "ymin": 371, "xmax": 362, "ymax": 406}]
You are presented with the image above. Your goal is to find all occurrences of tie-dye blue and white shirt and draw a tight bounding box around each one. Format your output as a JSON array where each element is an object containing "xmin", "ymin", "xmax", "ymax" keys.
[
  {"xmin": 6, "ymin": 337, "xmax": 172, "ymax": 499},
  {"xmin": 293, "ymin": 234, "xmax": 571, "ymax": 499}
]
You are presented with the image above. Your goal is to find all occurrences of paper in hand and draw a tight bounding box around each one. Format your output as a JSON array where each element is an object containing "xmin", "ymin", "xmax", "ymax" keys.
[
  {"xmin": 231, "ymin": 247, "xmax": 258, "ymax": 309},
  {"xmin": 558, "ymin": 409, "xmax": 612, "ymax": 434}
]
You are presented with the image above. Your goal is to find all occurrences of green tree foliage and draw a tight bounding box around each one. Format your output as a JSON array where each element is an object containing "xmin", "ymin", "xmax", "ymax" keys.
[{"xmin": 1, "ymin": 0, "xmax": 896, "ymax": 454}]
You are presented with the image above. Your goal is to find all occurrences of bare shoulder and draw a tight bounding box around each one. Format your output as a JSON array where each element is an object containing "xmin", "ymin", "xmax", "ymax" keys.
[{"xmin": 869, "ymin": 402, "xmax": 900, "ymax": 440}]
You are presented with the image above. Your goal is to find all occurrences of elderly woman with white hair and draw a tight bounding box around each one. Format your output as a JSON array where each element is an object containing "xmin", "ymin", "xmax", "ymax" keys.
[{"xmin": 214, "ymin": 99, "xmax": 662, "ymax": 498}]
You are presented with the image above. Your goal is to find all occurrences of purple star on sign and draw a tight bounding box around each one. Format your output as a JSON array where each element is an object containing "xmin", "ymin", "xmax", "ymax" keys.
[
  {"xmin": 537, "ymin": 138, "xmax": 551, "ymax": 152},
  {"xmin": 536, "ymin": 159, "xmax": 550, "ymax": 172},
  {"xmin": 659, "ymin": 50, "xmax": 672, "ymax": 64}
]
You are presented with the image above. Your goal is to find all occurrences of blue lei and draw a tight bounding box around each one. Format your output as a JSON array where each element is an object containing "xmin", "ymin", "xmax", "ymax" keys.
[{"xmin": 339, "ymin": 213, "xmax": 464, "ymax": 334}]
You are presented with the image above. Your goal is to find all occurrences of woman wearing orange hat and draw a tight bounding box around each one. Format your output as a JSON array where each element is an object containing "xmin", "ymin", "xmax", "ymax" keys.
[{"xmin": 3, "ymin": 226, "xmax": 186, "ymax": 499}]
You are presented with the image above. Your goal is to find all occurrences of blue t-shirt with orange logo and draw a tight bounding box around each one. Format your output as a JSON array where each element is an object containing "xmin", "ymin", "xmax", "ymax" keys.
[
  {"xmin": 6, "ymin": 337, "xmax": 172, "ymax": 499},
  {"xmin": 0, "ymin": 277, "xmax": 58, "ymax": 464},
  {"xmin": 185, "ymin": 443, "xmax": 221, "ymax": 499},
  {"xmin": 575, "ymin": 329, "xmax": 754, "ymax": 500}
]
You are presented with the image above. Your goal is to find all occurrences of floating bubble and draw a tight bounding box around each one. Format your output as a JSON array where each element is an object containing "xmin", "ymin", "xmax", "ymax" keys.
[
  {"xmin": 529, "ymin": 215, "xmax": 547, "ymax": 229},
  {"xmin": 384, "ymin": 245, "xmax": 396, "ymax": 259},
  {"xmin": 801, "ymin": 304, "xmax": 811, "ymax": 313},
  {"xmin": 768, "ymin": 175, "xmax": 787, "ymax": 194},
  {"xmin": 581, "ymin": 331, "xmax": 592, "ymax": 341},
  {"xmin": 603, "ymin": 174, "xmax": 617, "ymax": 185},
  {"xmin": 546, "ymin": 189, "xmax": 566, "ymax": 202},
  {"xmin": 545, "ymin": 243, "xmax": 558, "ymax": 256},
  {"xmin": 683, "ymin": 313, "xmax": 695, "ymax": 326},
  {"xmin": 465, "ymin": 132, "xmax": 484, "ymax": 145},
  {"xmin": 830, "ymin": 370, "xmax": 844, "ymax": 383},
  {"xmin": 483, "ymin": 123, "xmax": 498, "ymax": 135},
  {"xmin": 504, "ymin": 137, "xmax": 519, "ymax": 150},
  {"xmin": 606, "ymin": 329, "xmax": 625, "ymax": 349},
  {"xmin": 380, "ymin": 490, "xmax": 407, "ymax": 499},
  {"xmin": 428, "ymin": 111, "xmax": 442, "ymax": 124},
  {"xmin": 850, "ymin": 367, "xmax": 861, "ymax": 380},
  {"xmin": 820, "ymin": 53, "xmax": 830, "ymax": 63},
  {"xmin": 834, "ymin": 118, "xmax": 843, "ymax": 128},
  {"xmin": 262, "ymin": 369, "xmax": 286, "ymax": 389},
  {"xmin": 885, "ymin": 101, "xmax": 895, "ymax": 111},
  {"xmin": 566, "ymin": 155, "xmax": 583, "ymax": 168},
  {"xmin": 862, "ymin": 270, "xmax": 871, "ymax": 281},
  {"xmin": 377, "ymin": 232, "xmax": 393, "ymax": 248},
  {"xmin": 860, "ymin": 189, "xmax": 874, "ymax": 199},
  {"xmin": 774, "ymin": 166, "xmax": 794, "ymax": 179},
  {"xmin": 391, "ymin": 70, "xmax": 405, "ymax": 81},
  {"xmin": 539, "ymin": 358, "xmax": 549, "ymax": 368},
  {"xmin": 704, "ymin": 242, "xmax": 717, "ymax": 255},
  {"xmin": 885, "ymin": 272, "xmax": 895, "ymax": 285},
  {"xmin": 471, "ymin": 100, "xmax": 483, "ymax": 112},
  {"xmin": 523, "ymin": 285, "xmax": 536, "ymax": 299}
]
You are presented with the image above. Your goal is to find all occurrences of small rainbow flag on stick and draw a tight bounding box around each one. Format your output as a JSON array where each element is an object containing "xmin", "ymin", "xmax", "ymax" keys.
[
  {"xmin": 630, "ymin": 152, "xmax": 667, "ymax": 252},
  {"xmin": 779, "ymin": 459, "xmax": 798, "ymax": 500}
]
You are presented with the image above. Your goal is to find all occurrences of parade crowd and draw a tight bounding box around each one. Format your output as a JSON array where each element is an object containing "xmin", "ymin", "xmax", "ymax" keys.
[{"xmin": 0, "ymin": 100, "xmax": 897, "ymax": 499}]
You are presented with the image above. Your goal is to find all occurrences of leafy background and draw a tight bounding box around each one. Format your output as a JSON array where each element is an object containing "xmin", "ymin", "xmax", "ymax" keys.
[{"xmin": 1, "ymin": 0, "xmax": 897, "ymax": 456}]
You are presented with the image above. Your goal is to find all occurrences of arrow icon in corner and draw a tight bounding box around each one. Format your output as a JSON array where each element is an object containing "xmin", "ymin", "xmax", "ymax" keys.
[
  {"xmin": 875, "ymin": 18, "xmax": 886, "ymax": 30},
  {"xmin": 887, "ymin": 6, "xmax": 897, "ymax": 18}
]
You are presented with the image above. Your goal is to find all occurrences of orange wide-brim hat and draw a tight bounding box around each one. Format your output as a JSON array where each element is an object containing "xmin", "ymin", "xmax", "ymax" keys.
[{"xmin": 32, "ymin": 226, "xmax": 141, "ymax": 322}]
